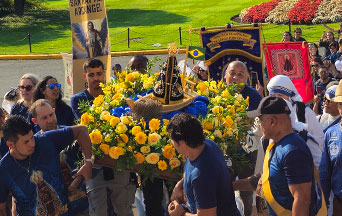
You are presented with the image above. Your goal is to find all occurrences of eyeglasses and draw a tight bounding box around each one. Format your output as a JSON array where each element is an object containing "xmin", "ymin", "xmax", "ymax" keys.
[
  {"xmin": 18, "ymin": 85, "xmax": 33, "ymax": 91},
  {"xmin": 311, "ymin": 64, "xmax": 319, "ymax": 67},
  {"xmin": 46, "ymin": 83, "xmax": 61, "ymax": 89},
  {"xmin": 295, "ymin": 31, "xmax": 301, "ymax": 33},
  {"xmin": 323, "ymin": 97, "xmax": 331, "ymax": 104}
]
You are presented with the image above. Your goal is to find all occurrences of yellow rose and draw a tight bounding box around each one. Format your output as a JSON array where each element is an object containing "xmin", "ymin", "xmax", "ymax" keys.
[
  {"xmin": 196, "ymin": 82, "xmax": 207, "ymax": 92},
  {"xmin": 131, "ymin": 71, "xmax": 140, "ymax": 80},
  {"xmin": 100, "ymin": 111, "xmax": 111, "ymax": 121},
  {"xmin": 157, "ymin": 160, "xmax": 168, "ymax": 171},
  {"xmin": 110, "ymin": 116, "xmax": 121, "ymax": 127},
  {"xmin": 80, "ymin": 113, "xmax": 89, "ymax": 125},
  {"xmin": 145, "ymin": 153, "xmax": 160, "ymax": 164},
  {"xmin": 140, "ymin": 145, "xmax": 150, "ymax": 154},
  {"xmin": 89, "ymin": 130, "xmax": 102, "ymax": 144},
  {"xmin": 148, "ymin": 133, "xmax": 161, "ymax": 145},
  {"xmin": 149, "ymin": 119, "xmax": 160, "ymax": 132},
  {"xmin": 132, "ymin": 126, "xmax": 142, "ymax": 136},
  {"xmin": 100, "ymin": 144, "xmax": 110, "ymax": 154},
  {"xmin": 135, "ymin": 132, "xmax": 147, "ymax": 145},
  {"xmin": 93, "ymin": 95, "xmax": 104, "ymax": 106},
  {"xmin": 211, "ymin": 106, "xmax": 223, "ymax": 114},
  {"xmin": 203, "ymin": 120, "xmax": 214, "ymax": 131},
  {"xmin": 109, "ymin": 146, "xmax": 125, "ymax": 159},
  {"xmin": 115, "ymin": 123, "xmax": 128, "ymax": 134},
  {"xmin": 169, "ymin": 158, "xmax": 181, "ymax": 169},
  {"xmin": 125, "ymin": 73, "xmax": 134, "ymax": 82},
  {"xmin": 134, "ymin": 152, "xmax": 145, "ymax": 164},
  {"xmin": 117, "ymin": 134, "xmax": 129, "ymax": 144},
  {"xmin": 223, "ymin": 116, "xmax": 234, "ymax": 128},
  {"xmin": 221, "ymin": 89, "xmax": 231, "ymax": 98},
  {"xmin": 163, "ymin": 144, "xmax": 176, "ymax": 160},
  {"xmin": 120, "ymin": 116, "xmax": 132, "ymax": 125},
  {"xmin": 213, "ymin": 129, "xmax": 223, "ymax": 139}
]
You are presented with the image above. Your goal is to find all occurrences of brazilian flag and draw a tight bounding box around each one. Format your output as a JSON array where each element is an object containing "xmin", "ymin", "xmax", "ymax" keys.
[{"xmin": 188, "ymin": 46, "xmax": 205, "ymax": 60}]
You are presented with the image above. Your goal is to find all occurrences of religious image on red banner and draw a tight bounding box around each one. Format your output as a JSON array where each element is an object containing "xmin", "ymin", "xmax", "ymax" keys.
[{"xmin": 263, "ymin": 42, "xmax": 313, "ymax": 103}]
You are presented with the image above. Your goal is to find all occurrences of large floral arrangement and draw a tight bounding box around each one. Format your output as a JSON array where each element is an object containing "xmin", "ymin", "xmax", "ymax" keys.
[
  {"xmin": 80, "ymin": 71, "xmax": 250, "ymax": 179},
  {"xmin": 195, "ymin": 80, "xmax": 251, "ymax": 174}
]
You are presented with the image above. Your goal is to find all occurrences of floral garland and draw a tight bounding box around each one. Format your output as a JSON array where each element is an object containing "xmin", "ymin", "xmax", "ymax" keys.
[{"xmin": 80, "ymin": 71, "xmax": 250, "ymax": 178}]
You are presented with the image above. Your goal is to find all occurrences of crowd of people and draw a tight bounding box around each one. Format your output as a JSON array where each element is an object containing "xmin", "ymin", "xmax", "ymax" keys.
[{"xmin": 1, "ymin": 24, "xmax": 342, "ymax": 216}]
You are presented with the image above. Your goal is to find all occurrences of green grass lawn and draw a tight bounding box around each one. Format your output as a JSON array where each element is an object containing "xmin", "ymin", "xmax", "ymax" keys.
[{"xmin": 0, "ymin": 0, "xmax": 341, "ymax": 54}]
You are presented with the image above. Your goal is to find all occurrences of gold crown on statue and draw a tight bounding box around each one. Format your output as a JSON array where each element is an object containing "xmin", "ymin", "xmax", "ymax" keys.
[{"xmin": 167, "ymin": 43, "xmax": 179, "ymax": 57}]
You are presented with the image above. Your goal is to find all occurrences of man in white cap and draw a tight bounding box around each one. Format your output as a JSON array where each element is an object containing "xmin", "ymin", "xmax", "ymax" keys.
[
  {"xmin": 317, "ymin": 83, "xmax": 341, "ymax": 133},
  {"xmin": 192, "ymin": 61, "xmax": 208, "ymax": 81},
  {"xmin": 320, "ymin": 79, "xmax": 342, "ymax": 214}
]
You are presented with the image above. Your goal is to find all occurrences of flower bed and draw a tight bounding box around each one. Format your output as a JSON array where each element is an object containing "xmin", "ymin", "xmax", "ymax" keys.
[
  {"xmin": 312, "ymin": 0, "xmax": 342, "ymax": 24},
  {"xmin": 242, "ymin": 0, "xmax": 281, "ymax": 23},
  {"xmin": 80, "ymin": 71, "xmax": 250, "ymax": 179},
  {"xmin": 265, "ymin": 0, "xmax": 299, "ymax": 24},
  {"xmin": 288, "ymin": 0, "xmax": 322, "ymax": 24}
]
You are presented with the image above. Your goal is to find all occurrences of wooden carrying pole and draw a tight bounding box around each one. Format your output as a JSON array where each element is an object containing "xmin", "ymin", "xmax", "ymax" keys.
[
  {"xmin": 182, "ymin": 45, "xmax": 189, "ymax": 88},
  {"xmin": 191, "ymin": 23, "xmax": 268, "ymax": 32}
]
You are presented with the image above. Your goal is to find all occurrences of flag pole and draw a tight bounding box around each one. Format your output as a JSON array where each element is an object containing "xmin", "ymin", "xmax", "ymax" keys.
[
  {"xmin": 191, "ymin": 23, "xmax": 268, "ymax": 32},
  {"xmin": 182, "ymin": 45, "xmax": 189, "ymax": 88}
]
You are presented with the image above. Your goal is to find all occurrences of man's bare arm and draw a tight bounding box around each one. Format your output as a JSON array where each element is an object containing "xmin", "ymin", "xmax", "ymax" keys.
[{"xmin": 289, "ymin": 182, "xmax": 312, "ymax": 216}]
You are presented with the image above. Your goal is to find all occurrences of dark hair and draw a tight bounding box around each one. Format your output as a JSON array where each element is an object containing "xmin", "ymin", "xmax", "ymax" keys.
[
  {"xmin": 309, "ymin": 43, "xmax": 320, "ymax": 56},
  {"xmin": 33, "ymin": 76, "xmax": 64, "ymax": 106},
  {"xmin": 83, "ymin": 58, "xmax": 104, "ymax": 72},
  {"xmin": 313, "ymin": 57, "xmax": 323, "ymax": 65},
  {"xmin": 329, "ymin": 41, "xmax": 339, "ymax": 49},
  {"xmin": 294, "ymin": 27, "xmax": 302, "ymax": 33},
  {"xmin": 29, "ymin": 99, "xmax": 52, "ymax": 118},
  {"xmin": 319, "ymin": 65, "xmax": 328, "ymax": 70},
  {"xmin": 339, "ymin": 39, "xmax": 342, "ymax": 45},
  {"xmin": 2, "ymin": 115, "xmax": 32, "ymax": 143},
  {"xmin": 167, "ymin": 113, "xmax": 204, "ymax": 148},
  {"xmin": 282, "ymin": 31, "xmax": 294, "ymax": 42}
]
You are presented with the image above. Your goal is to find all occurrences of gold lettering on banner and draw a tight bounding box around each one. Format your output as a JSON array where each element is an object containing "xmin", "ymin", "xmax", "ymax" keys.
[{"xmin": 206, "ymin": 31, "xmax": 257, "ymax": 52}]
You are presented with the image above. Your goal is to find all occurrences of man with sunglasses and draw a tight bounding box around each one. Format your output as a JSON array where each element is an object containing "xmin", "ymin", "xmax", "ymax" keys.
[
  {"xmin": 320, "ymin": 79, "xmax": 342, "ymax": 213},
  {"xmin": 293, "ymin": 27, "xmax": 306, "ymax": 42},
  {"xmin": 317, "ymin": 84, "xmax": 341, "ymax": 133},
  {"xmin": 314, "ymin": 65, "xmax": 336, "ymax": 115},
  {"xmin": 70, "ymin": 58, "xmax": 136, "ymax": 216}
]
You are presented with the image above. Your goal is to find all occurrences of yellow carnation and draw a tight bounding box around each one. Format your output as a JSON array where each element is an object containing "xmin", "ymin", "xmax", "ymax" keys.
[
  {"xmin": 157, "ymin": 160, "xmax": 167, "ymax": 171},
  {"xmin": 148, "ymin": 133, "xmax": 161, "ymax": 145},
  {"xmin": 140, "ymin": 145, "xmax": 150, "ymax": 154},
  {"xmin": 163, "ymin": 144, "xmax": 176, "ymax": 160},
  {"xmin": 89, "ymin": 130, "xmax": 102, "ymax": 144},
  {"xmin": 132, "ymin": 126, "xmax": 142, "ymax": 136},
  {"xmin": 117, "ymin": 134, "xmax": 129, "ymax": 144},
  {"xmin": 99, "ymin": 144, "xmax": 110, "ymax": 154},
  {"xmin": 93, "ymin": 95, "xmax": 104, "ymax": 106},
  {"xmin": 134, "ymin": 152, "xmax": 145, "ymax": 164},
  {"xmin": 135, "ymin": 132, "xmax": 147, "ymax": 145},
  {"xmin": 169, "ymin": 158, "xmax": 181, "ymax": 169},
  {"xmin": 80, "ymin": 113, "xmax": 89, "ymax": 125},
  {"xmin": 110, "ymin": 116, "xmax": 121, "ymax": 127},
  {"xmin": 109, "ymin": 146, "xmax": 125, "ymax": 159},
  {"xmin": 149, "ymin": 119, "xmax": 160, "ymax": 132},
  {"xmin": 145, "ymin": 153, "xmax": 160, "ymax": 164},
  {"xmin": 115, "ymin": 123, "xmax": 128, "ymax": 134}
]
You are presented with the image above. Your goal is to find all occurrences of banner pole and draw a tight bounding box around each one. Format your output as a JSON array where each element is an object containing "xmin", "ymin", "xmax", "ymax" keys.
[
  {"xmin": 191, "ymin": 23, "xmax": 268, "ymax": 32},
  {"xmin": 182, "ymin": 45, "xmax": 189, "ymax": 88}
]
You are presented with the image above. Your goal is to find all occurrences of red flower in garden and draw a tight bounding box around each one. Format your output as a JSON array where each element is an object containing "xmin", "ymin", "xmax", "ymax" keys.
[
  {"xmin": 243, "ymin": 0, "xmax": 281, "ymax": 23},
  {"xmin": 288, "ymin": 0, "xmax": 322, "ymax": 24}
]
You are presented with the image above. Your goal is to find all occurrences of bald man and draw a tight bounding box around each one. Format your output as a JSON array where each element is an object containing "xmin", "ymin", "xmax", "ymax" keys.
[
  {"xmin": 224, "ymin": 61, "xmax": 262, "ymax": 111},
  {"xmin": 224, "ymin": 61, "xmax": 262, "ymax": 216}
]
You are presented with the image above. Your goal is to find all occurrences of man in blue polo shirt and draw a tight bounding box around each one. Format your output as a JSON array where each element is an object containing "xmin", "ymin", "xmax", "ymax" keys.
[
  {"xmin": 249, "ymin": 96, "xmax": 324, "ymax": 215},
  {"xmin": 167, "ymin": 113, "xmax": 240, "ymax": 216},
  {"xmin": 320, "ymin": 80, "xmax": 342, "ymax": 213},
  {"xmin": 0, "ymin": 115, "xmax": 92, "ymax": 216}
]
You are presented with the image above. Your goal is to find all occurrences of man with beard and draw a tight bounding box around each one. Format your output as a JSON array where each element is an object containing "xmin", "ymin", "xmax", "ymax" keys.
[{"xmin": 70, "ymin": 58, "xmax": 136, "ymax": 216}]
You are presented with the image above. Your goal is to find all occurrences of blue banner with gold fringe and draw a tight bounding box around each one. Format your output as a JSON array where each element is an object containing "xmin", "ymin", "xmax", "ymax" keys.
[{"xmin": 200, "ymin": 24, "xmax": 263, "ymax": 85}]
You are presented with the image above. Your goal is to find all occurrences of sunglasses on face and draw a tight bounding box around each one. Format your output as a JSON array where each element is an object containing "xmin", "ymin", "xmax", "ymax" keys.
[
  {"xmin": 323, "ymin": 97, "xmax": 332, "ymax": 104},
  {"xmin": 311, "ymin": 64, "xmax": 319, "ymax": 67},
  {"xmin": 18, "ymin": 85, "xmax": 33, "ymax": 91},
  {"xmin": 46, "ymin": 83, "xmax": 61, "ymax": 89}
]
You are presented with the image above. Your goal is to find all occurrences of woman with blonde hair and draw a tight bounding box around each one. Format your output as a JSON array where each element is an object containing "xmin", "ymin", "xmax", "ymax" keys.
[{"xmin": 10, "ymin": 73, "xmax": 39, "ymax": 119}]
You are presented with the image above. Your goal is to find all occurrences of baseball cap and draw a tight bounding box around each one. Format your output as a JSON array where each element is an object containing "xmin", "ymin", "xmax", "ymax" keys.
[
  {"xmin": 325, "ymin": 85, "xmax": 338, "ymax": 101},
  {"xmin": 247, "ymin": 96, "xmax": 291, "ymax": 118}
]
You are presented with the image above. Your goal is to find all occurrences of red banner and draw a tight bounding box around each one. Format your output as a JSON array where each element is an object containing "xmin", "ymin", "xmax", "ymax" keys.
[{"xmin": 263, "ymin": 42, "xmax": 313, "ymax": 103}]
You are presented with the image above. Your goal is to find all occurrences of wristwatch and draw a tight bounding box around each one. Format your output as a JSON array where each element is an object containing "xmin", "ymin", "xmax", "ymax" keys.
[{"xmin": 85, "ymin": 158, "xmax": 94, "ymax": 165}]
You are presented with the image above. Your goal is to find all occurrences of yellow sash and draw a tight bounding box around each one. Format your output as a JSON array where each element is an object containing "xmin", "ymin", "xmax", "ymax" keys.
[{"xmin": 261, "ymin": 141, "xmax": 327, "ymax": 215}]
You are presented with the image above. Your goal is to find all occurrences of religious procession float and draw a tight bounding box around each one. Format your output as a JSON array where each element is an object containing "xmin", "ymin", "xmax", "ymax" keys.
[{"xmin": 78, "ymin": 43, "xmax": 251, "ymax": 181}]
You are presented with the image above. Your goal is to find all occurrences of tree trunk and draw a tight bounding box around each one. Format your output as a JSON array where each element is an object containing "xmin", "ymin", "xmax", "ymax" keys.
[{"xmin": 14, "ymin": 0, "xmax": 25, "ymax": 16}]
